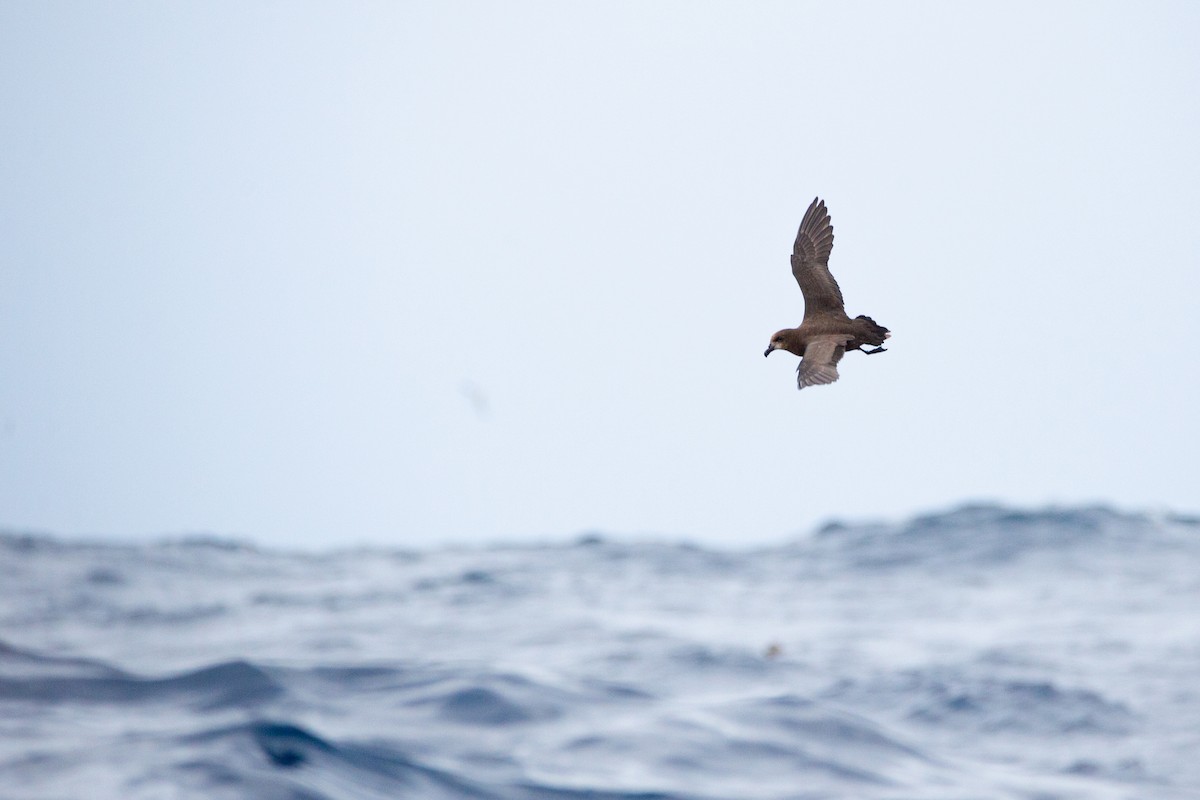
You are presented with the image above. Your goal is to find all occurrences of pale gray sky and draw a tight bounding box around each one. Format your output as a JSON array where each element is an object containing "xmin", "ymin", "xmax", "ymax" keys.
[{"xmin": 2, "ymin": 2, "xmax": 1198, "ymax": 548}]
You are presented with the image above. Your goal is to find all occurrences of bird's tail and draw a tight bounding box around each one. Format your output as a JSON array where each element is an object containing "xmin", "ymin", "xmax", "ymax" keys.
[{"xmin": 854, "ymin": 315, "xmax": 890, "ymax": 345}]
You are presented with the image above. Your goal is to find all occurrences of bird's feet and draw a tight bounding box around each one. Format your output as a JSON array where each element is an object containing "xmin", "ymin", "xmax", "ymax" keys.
[{"xmin": 861, "ymin": 346, "xmax": 887, "ymax": 355}]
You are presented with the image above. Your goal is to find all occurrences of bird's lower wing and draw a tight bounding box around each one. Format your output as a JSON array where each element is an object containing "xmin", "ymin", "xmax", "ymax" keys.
[{"xmin": 797, "ymin": 336, "xmax": 850, "ymax": 389}]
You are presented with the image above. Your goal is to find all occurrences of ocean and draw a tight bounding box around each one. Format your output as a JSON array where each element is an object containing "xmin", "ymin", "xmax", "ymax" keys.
[{"xmin": 1, "ymin": 504, "xmax": 1198, "ymax": 799}]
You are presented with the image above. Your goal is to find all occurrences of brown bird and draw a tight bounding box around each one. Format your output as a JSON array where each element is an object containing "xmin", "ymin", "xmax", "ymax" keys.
[{"xmin": 764, "ymin": 197, "xmax": 890, "ymax": 389}]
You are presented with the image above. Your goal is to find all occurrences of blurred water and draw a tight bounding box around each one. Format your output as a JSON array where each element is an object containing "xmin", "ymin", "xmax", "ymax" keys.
[{"xmin": 1, "ymin": 504, "xmax": 1198, "ymax": 799}]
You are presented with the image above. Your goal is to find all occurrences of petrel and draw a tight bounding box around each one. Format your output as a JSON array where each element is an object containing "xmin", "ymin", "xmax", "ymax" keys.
[{"xmin": 764, "ymin": 197, "xmax": 890, "ymax": 389}]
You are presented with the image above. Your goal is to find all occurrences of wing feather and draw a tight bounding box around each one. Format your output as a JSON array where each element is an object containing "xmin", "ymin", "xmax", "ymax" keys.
[
  {"xmin": 790, "ymin": 197, "xmax": 846, "ymax": 320},
  {"xmin": 797, "ymin": 335, "xmax": 849, "ymax": 390}
]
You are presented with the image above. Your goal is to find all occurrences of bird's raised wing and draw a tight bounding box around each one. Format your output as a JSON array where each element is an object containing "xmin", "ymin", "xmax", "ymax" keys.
[
  {"xmin": 790, "ymin": 197, "xmax": 846, "ymax": 320},
  {"xmin": 797, "ymin": 335, "xmax": 850, "ymax": 389}
]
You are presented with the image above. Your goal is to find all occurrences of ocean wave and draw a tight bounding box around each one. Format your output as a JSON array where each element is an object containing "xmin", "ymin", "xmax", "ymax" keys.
[
  {"xmin": 807, "ymin": 503, "xmax": 1199, "ymax": 569},
  {"xmin": 824, "ymin": 666, "xmax": 1135, "ymax": 736},
  {"xmin": 0, "ymin": 645, "xmax": 282, "ymax": 710},
  {"xmin": 2, "ymin": 504, "xmax": 1198, "ymax": 799}
]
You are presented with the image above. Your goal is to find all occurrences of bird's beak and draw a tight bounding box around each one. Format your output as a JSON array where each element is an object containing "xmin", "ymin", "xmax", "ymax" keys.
[{"xmin": 764, "ymin": 345, "xmax": 774, "ymax": 358}]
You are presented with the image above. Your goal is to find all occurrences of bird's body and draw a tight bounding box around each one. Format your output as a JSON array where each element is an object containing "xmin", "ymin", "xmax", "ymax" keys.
[{"xmin": 764, "ymin": 197, "xmax": 890, "ymax": 389}]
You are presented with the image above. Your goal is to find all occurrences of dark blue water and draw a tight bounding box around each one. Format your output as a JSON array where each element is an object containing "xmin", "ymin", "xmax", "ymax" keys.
[{"xmin": 2, "ymin": 505, "xmax": 1198, "ymax": 799}]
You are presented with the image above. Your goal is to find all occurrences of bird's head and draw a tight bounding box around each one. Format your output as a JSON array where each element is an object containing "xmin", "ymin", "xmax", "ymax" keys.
[{"xmin": 764, "ymin": 331, "xmax": 788, "ymax": 358}]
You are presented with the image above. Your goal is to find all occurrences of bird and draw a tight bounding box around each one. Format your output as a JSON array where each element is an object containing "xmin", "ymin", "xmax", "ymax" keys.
[{"xmin": 764, "ymin": 197, "xmax": 890, "ymax": 389}]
